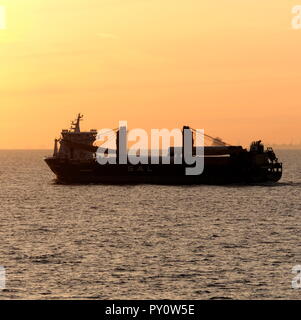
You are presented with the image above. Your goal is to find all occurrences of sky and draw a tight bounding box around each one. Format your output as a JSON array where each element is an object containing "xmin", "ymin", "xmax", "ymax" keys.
[{"xmin": 0, "ymin": 0, "xmax": 300, "ymax": 149}]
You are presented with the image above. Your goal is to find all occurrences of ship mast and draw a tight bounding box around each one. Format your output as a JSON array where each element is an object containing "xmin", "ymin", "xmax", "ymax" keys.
[{"xmin": 71, "ymin": 113, "xmax": 83, "ymax": 133}]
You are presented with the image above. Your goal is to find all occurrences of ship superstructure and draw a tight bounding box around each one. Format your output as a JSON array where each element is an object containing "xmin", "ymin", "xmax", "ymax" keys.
[{"xmin": 53, "ymin": 114, "xmax": 97, "ymax": 160}]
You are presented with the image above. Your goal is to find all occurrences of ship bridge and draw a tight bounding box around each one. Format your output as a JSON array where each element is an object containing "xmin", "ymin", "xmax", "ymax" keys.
[{"xmin": 55, "ymin": 114, "xmax": 98, "ymax": 160}]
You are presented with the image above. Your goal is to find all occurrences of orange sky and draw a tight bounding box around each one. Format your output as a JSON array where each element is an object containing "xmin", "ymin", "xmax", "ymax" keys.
[{"xmin": 0, "ymin": 0, "xmax": 300, "ymax": 149}]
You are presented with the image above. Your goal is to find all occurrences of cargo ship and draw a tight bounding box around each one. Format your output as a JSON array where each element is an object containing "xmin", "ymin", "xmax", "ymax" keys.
[{"xmin": 44, "ymin": 114, "xmax": 282, "ymax": 184}]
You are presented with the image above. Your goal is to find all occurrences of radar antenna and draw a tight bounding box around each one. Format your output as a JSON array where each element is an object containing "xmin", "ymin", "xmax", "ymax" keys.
[{"xmin": 71, "ymin": 113, "xmax": 83, "ymax": 133}]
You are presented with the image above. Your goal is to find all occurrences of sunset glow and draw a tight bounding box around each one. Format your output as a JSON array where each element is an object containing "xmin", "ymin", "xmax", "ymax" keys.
[{"xmin": 0, "ymin": 0, "xmax": 300, "ymax": 149}]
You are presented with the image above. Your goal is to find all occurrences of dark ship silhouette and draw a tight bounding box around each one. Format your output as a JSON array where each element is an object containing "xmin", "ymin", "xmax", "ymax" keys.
[{"xmin": 45, "ymin": 114, "xmax": 282, "ymax": 184}]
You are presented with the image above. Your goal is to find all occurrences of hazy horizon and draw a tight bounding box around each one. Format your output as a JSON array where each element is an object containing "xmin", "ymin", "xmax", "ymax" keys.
[{"xmin": 1, "ymin": 144, "xmax": 301, "ymax": 151}]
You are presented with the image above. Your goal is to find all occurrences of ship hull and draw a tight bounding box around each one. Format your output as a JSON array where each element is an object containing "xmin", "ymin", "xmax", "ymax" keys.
[{"xmin": 44, "ymin": 157, "xmax": 282, "ymax": 185}]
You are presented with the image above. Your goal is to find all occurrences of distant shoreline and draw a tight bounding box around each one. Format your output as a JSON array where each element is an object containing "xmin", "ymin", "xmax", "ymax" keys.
[{"xmin": 270, "ymin": 146, "xmax": 301, "ymax": 150}]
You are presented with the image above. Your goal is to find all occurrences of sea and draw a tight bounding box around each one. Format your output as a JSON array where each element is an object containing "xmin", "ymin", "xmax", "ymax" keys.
[{"xmin": 0, "ymin": 149, "xmax": 300, "ymax": 299}]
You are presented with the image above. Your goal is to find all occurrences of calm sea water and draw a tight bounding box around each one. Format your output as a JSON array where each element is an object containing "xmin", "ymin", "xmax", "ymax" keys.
[{"xmin": 0, "ymin": 150, "xmax": 300, "ymax": 299}]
